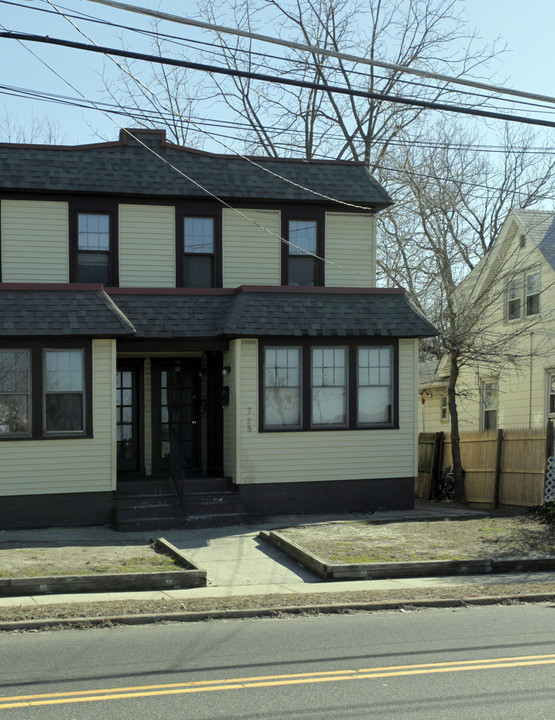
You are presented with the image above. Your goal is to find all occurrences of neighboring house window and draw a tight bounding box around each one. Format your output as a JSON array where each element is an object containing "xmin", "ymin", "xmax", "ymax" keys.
[
  {"xmin": 44, "ymin": 350, "xmax": 85, "ymax": 433},
  {"xmin": 261, "ymin": 341, "xmax": 397, "ymax": 431},
  {"xmin": 506, "ymin": 271, "xmax": 540, "ymax": 320},
  {"xmin": 281, "ymin": 212, "xmax": 324, "ymax": 286},
  {"xmin": 526, "ymin": 271, "xmax": 541, "ymax": 315},
  {"xmin": 441, "ymin": 394, "xmax": 449, "ymax": 422},
  {"xmin": 0, "ymin": 343, "xmax": 91, "ymax": 440},
  {"xmin": 183, "ymin": 217, "xmax": 215, "ymax": 288},
  {"xmin": 547, "ymin": 372, "xmax": 555, "ymax": 418},
  {"xmin": 481, "ymin": 380, "xmax": 498, "ymax": 430},
  {"xmin": 312, "ymin": 347, "xmax": 347, "ymax": 427},
  {"xmin": 0, "ymin": 350, "xmax": 31, "ymax": 436},
  {"xmin": 70, "ymin": 204, "xmax": 117, "ymax": 286},
  {"xmin": 263, "ymin": 347, "xmax": 302, "ymax": 429},
  {"xmin": 357, "ymin": 347, "xmax": 392, "ymax": 425}
]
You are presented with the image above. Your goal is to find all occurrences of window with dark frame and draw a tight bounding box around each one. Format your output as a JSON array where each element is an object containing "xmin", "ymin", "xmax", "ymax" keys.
[
  {"xmin": 312, "ymin": 347, "xmax": 347, "ymax": 427},
  {"xmin": 287, "ymin": 219, "xmax": 319, "ymax": 286},
  {"xmin": 183, "ymin": 216, "xmax": 215, "ymax": 288},
  {"xmin": 44, "ymin": 350, "xmax": 85, "ymax": 433},
  {"xmin": 357, "ymin": 347, "xmax": 392, "ymax": 425},
  {"xmin": 261, "ymin": 342, "xmax": 396, "ymax": 432},
  {"xmin": 77, "ymin": 213, "xmax": 111, "ymax": 284},
  {"xmin": 0, "ymin": 350, "xmax": 31, "ymax": 436},
  {"xmin": 263, "ymin": 347, "xmax": 302, "ymax": 429},
  {"xmin": 0, "ymin": 343, "xmax": 91, "ymax": 440}
]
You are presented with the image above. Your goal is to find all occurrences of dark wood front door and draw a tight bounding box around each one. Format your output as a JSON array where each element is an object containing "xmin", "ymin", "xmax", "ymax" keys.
[
  {"xmin": 116, "ymin": 363, "xmax": 141, "ymax": 473},
  {"xmin": 152, "ymin": 360, "xmax": 201, "ymax": 477}
]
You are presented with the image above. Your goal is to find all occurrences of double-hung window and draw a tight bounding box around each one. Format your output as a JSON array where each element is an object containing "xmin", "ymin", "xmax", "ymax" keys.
[
  {"xmin": 357, "ymin": 347, "xmax": 392, "ymax": 425},
  {"xmin": 0, "ymin": 350, "xmax": 31, "ymax": 436},
  {"xmin": 547, "ymin": 372, "xmax": 555, "ymax": 419},
  {"xmin": 263, "ymin": 347, "xmax": 301, "ymax": 429},
  {"xmin": 481, "ymin": 380, "xmax": 498, "ymax": 430},
  {"xmin": 0, "ymin": 343, "xmax": 91, "ymax": 440},
  {"xmin": 44, "ymin": 350, "xmax": 85, "ymax": 433},
  {"xmin": 183, "ymin": 216, "xmax": 215, "ymax": 288},
  {"xmin": 70, "ymin": 203, "xmax": 117, "ymax": 286},
  {"xmin": 282, "ymin": 212, "xmax": 324, "ymax": 286},
  {"xmin": 506, "ymin": 270, "xmax": 540, "ymax": 320},
  {"xmin": 262, "ymin": 342, "xmax": 396, "ymax": 431}
]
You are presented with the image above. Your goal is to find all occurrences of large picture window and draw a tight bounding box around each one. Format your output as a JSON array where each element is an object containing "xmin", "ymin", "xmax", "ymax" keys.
[
  {"xmin": 0, "ymin": 350, "xmax": 31, "ymax": 436},
  {"xmin": 0, "ymin": 343, "xmax": 91, "ymax": 440},
  {"xmin": 261, "ymin": 341, "xmax": 397, "ymax": 432}
]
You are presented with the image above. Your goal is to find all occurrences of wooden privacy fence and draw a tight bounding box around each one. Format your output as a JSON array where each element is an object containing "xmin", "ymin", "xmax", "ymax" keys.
[{"xmin": 417, "ymin": 423, "xmax": 553, "ymax": 507}]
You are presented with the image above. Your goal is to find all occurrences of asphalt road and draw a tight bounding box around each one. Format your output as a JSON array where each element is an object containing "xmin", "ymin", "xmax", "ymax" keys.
[{"xmin": 1, "ymin": 604, "xmax": 554, "ymax": 719}]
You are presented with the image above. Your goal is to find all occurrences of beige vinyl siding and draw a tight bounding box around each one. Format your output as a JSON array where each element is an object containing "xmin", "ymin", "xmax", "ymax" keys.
[
  {"xmin": 1, "ymin": 200, "xmax": 69, "ymax": 283},
  {"xmin": 222, "ymin": 209, "xmax": 281, "ymax": 287},
  {"xmin": 119, "ymin": 204, "xmax": 175, "ymax": 287},
  {"xmin": 0, "ymin": 340, "xmax": 116, "ymax": 496},
  {"xmin": 227, "ymin": 338, "xmax": 418, "ymax": 485},
  {"xmin": 325, "ymin": 212, "xmax": 375, "ymax": 287}
]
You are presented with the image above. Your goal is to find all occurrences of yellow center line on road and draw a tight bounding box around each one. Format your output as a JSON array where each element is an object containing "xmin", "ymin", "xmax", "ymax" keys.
[{"xmin": 1, "ymin": 653, "xmax": 554, "ymax": 710}]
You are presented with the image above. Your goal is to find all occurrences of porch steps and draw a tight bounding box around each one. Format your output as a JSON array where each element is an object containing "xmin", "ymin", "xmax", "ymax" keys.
[{"xmin": 112, "ymin": 477, "xmax": 249, "ymax": 531}]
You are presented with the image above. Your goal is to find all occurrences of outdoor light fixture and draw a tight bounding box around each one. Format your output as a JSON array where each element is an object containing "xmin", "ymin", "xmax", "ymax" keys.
[{"xmin": 222, "ymin": 366, "xmax": 231, "ymax": 376}]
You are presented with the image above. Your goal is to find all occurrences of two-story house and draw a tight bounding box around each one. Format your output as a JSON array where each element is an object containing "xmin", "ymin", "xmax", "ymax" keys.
[
  {"xmin": 0, "ymin": 128, "xmax": 435, "ymax": 529},
  {"xmin": 419, "ymin": 209, "xmax": 555, "ymax": 434}
]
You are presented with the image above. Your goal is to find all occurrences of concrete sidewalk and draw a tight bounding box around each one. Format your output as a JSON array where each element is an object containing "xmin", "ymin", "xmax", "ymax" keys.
[{"xmin": 3, "ymin": 503, "xmax": 554, "ymax": 612}]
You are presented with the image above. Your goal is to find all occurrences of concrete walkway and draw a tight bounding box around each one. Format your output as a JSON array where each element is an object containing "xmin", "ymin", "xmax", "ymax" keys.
[{"xmin": 1, "ymin": 504, "xmax": 553, "ymax": 610}]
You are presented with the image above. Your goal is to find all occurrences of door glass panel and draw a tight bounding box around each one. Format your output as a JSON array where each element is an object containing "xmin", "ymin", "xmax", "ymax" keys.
[{"xmin": 116, "ymin": 368, "xmax": 137, "ymax": 468}]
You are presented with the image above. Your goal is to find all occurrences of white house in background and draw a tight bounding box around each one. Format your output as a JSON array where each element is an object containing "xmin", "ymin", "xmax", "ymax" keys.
[{"xmin": 419, "ymin": 209, "xmax": 555, "ymax": 435}]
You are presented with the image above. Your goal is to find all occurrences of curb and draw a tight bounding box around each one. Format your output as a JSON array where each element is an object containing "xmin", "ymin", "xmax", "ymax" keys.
[{"xmin": 1, "ymin": 592, "xmax": 554, "ymax": 632}]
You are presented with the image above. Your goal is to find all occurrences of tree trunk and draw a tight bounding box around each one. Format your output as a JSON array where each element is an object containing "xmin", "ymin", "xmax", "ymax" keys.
[{"xmin": 448, "ymin": 354, "xmax": 466, "ymax": 503}]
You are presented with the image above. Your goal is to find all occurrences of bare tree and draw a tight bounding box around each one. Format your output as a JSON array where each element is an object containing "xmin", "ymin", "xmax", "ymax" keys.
[
  {"xmin": 382, "ymin": 120, "xmax": 555, "ymax": 500},
  {"xmin": 0, "ymin": 108, "xmax": 66, "ymax": 144}
]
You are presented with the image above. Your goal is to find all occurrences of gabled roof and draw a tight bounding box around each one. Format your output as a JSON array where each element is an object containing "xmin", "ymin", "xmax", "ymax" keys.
[
  {"xmin": 0, "ymin": 285, "xmax": 436, "ymax": 339},
  {"xmin": 0, "ymin": 129, "xmax": 392, "ymax": 208},
  {"xmin": 511, "ymin": 209, "xmax": 555, "ymax": 270}
]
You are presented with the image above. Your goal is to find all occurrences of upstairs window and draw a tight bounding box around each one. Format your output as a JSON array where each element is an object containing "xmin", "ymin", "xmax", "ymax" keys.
[
  {"xmin": 506, "ymin": 271, "xmax": 540, "ymax": 320},
  {"xmin": 0, "ymin": 350, "xmax": 31, "ymax": 436},
  {"xmin": 183, "ymin": 217, "xmax": 215, "ymax": 288},
  {"xmin": 288, "ymin": 219, "xmax": 319, "ymax": 286},
  {"xmin": 77, "ymin": 213, "xmax": 111, "ymax": 284}
]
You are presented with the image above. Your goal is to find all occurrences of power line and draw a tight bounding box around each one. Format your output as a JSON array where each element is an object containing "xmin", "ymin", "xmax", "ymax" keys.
[
  {"xmin": 85, "ymin": 0, "xmax": 555, "ymax": 109},
  {"xmin": 3, "ymin": 29, "xmax": 555, "ymax": 130}
]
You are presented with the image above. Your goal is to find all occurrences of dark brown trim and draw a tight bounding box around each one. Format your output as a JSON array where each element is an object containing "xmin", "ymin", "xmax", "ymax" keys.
[
  {"xmin": 69, "ymin": 199, "xmax": 119, "ymax": 286},
  {"xmin": 205, "ymin": 351, "xmax": 224, "ymax": 475},
  {"xmin": 116, "ymin": 358, "xmax": 145, "ymax": 475},
  {"xmin": 258, "ymin": 337, "xmax": 399, "ymax": 433},
  {"xmin": 281, "ymin": 208, "xmax": 325, "ymax": 286},
  {"xmin": 116, "ymin": 339, "xmax": 229, "ymax": 353},
  {"xmin": 175, "ymin": 201, "xmax": 222, "ymax": 288},
  {"xmin": 0, "ymin": 338, "xmax": 93, "ymax": 441}
]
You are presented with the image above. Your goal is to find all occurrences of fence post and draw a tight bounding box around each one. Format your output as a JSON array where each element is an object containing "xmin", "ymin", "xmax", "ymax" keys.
[
  {"xmin": 429, "ymin": 432, "xmax": 444, "ymax": 500},
  {"xmin": 492, "ymin": 428, "xmax": 504, "ymax": 509}
]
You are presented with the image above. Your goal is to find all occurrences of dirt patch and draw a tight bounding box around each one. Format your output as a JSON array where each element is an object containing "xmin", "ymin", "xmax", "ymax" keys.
[
  {"xmin": 0, "ymin": 544, "xmax": 179, "ymax": 578},
  {"xmin": 278, "ymin": 516, "xmax": 555, "ymax": 563}
]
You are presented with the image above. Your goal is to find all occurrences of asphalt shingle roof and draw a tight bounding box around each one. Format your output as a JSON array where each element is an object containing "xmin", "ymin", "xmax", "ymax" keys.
[
  {"xmin": 112, "ymin": 289, "xmax": 436, "ymax": 339},
  {"xmin": 512, "ymin": 209, "xmax": 555, "ymax": 271},
  {"xmin": 0, "ymin": 289, "xmax": 136, "ymax": 337},
  {"xmin": 0, "ymin": 129, "xmax": 392, "ymax": 207}
]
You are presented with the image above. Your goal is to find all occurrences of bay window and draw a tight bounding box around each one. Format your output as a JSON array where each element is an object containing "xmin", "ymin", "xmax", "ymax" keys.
[
  {"xmin": 357, "ymin": 347, "xmax": 392, "ymax": 425},
  {"xmin": 263, "ymin": 347, "xmax": 301, "ymax": 429},
  {"xmin": 44, "ymin": 350, "xmax": 85, "ymax": 433},
  {"xmin": 312, "ymin": 347, "xmax": 347, "ymax": 427}
]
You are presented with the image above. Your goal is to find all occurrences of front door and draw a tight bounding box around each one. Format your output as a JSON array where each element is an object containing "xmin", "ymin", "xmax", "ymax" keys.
[
  {"xmin": 116, "ymin": 363, "xmax": 141, "ymax": 474},
  {"xmin": 151, "ymin": 360, "xmax": 202, "ymax": 477}
]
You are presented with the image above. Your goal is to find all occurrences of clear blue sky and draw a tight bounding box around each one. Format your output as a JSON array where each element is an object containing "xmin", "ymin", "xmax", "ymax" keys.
[{"xmin": 1, "ymin": 0, "xmax": 554, "ymax": 146}]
